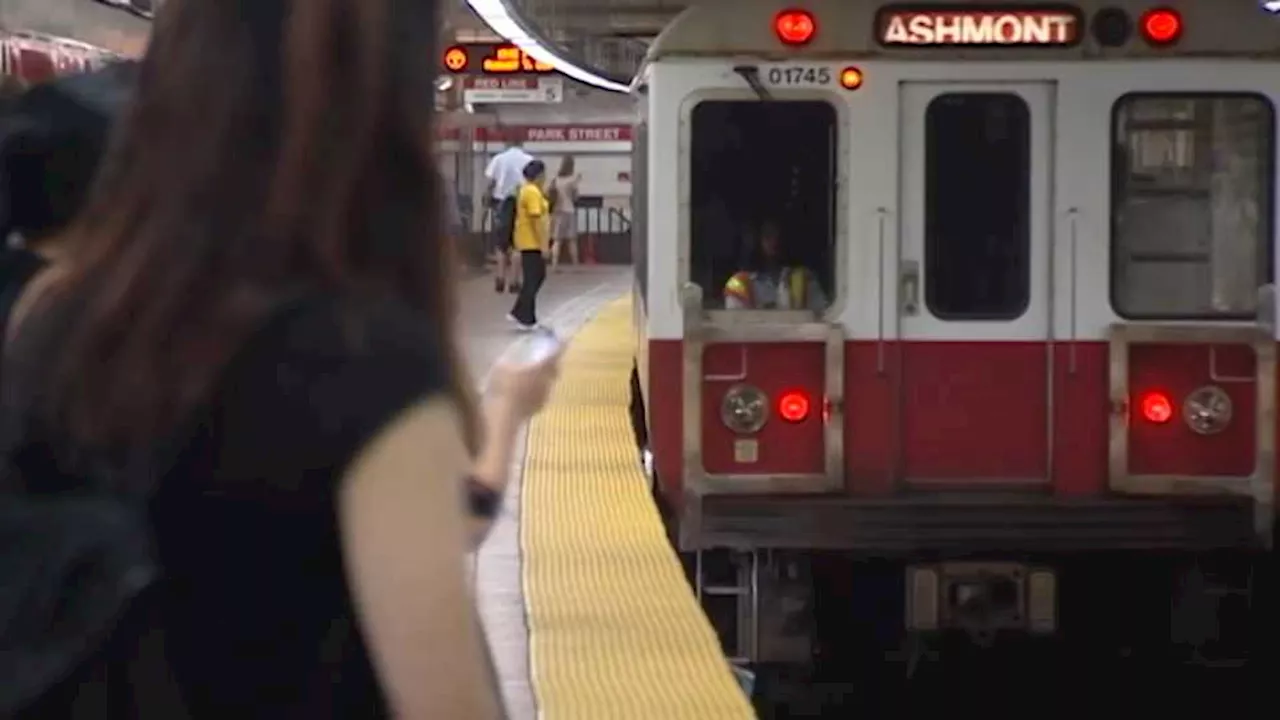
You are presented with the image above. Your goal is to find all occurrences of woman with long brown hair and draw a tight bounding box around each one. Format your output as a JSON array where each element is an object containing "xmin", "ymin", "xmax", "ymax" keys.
[{"xmin": 3, "ymin": 1, "xmax": 556, "ymax": 717}]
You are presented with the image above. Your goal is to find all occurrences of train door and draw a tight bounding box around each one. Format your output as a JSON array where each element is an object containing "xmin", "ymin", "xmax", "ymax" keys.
[
  {"xmin": 897, "ymin": 83, "xmax": 1055, "ymax": 485},
  {"xmin": 681, "ymin": 98, "xmax": 844, "ymax": 496}
]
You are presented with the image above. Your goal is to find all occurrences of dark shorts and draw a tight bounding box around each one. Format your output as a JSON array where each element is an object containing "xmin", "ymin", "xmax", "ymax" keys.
[{"xmin": 488, "ymin": 197, "xmax": 517, "ymax": 254}]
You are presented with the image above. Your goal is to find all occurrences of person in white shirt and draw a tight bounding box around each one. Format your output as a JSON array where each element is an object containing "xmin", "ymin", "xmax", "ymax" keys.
[
  {"xmin": 484, "ymin": 139, "xmax": 534, "ymax": 293},
  {"xmin": 546, "ymin": 155, "xmax": 581, "ymax": 272}
]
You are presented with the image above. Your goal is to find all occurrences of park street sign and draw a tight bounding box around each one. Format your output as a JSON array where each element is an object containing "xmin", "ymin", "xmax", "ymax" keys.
[{"xmin": 462, "ymin": 76, "xmax": 564, "ymax": 104}]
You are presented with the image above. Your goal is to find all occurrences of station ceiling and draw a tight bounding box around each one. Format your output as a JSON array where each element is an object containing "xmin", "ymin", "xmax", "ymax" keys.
[
  {"xmin": 445, "ymin": 0, "xmax": 685, "ymax": 81},
  {"xmin": 8, "ymin": 0, "xmax": 675, "ymax": 86}
]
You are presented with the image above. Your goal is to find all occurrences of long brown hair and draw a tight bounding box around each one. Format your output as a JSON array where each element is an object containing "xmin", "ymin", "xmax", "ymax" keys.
[
  {"xmin": 557, "ymin": 155, "xmax": 575, "ymax": 177},
  {"xmin": 39, "ymin": 0, "xmax": 476, "ymax": 447}
]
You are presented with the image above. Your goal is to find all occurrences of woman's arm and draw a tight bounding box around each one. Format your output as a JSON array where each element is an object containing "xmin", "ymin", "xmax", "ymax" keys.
[
  {"xmin": 466, "ymin": 394, "xmax": 522, "ymax": 543},
  {"xmin": 340, "ymin": 398, "xmax": 504, "ymax": 720}
]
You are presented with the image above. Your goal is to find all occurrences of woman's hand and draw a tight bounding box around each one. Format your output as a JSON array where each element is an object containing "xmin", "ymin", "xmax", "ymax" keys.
[
  {"xmin": 468, "ymin": 341, "xmax": 564, "ymax": 540},
  {"xmin": 487, "ymin": 346, "xmax": 563, "ymax": 423}
]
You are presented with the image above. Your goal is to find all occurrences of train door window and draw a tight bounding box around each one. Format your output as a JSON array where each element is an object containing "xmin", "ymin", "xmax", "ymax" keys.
[
  {"xmin": 1111, "ymin": 94, "xmax": 1274, "ymax": 318},
  {"xmin": 688, "ymin": 101, "xmax": 836, "ymax": 310},
  {"xmin": 924, "ymin": 93, "xmax": 1031, "ymax": 320}
]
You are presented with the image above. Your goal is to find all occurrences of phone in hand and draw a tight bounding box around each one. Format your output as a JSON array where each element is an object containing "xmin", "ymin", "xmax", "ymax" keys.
[{"xmin": 509, "ymin": 328, "xmax": 562, "ymax": 367}]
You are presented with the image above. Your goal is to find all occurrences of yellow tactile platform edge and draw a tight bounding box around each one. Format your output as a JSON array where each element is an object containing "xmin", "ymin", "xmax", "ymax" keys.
[{"xmin": 522, "ymin": 297, "xmax": 755, "ymax": 719}]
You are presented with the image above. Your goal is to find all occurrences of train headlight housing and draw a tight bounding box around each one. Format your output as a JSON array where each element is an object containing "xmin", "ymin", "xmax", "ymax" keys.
[
  {"xmin": 1183, "ymin": 385, "xmax": 1232, "ymax": 435},
  {"xmin": 720, "ymin": 384, "xmax": 769, "ymax": 434}
]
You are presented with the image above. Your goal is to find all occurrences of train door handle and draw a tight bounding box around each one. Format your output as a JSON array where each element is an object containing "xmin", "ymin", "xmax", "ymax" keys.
[{"xmin": 900, "ymin": 260, "xmax": 920, "ymax": 316}]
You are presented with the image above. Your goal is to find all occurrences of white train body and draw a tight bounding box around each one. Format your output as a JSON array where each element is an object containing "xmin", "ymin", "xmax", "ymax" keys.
[{"xmin": 627, "ymin": 0, "xmax": 1277, "ymax": 660}]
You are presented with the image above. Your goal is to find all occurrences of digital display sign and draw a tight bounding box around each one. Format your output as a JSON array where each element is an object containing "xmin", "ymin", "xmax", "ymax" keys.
[
  {"xmin": 441, "ymin": 43, "xmax": 555, "ymax": 75},
  {"xmin": 876, "ymin": 4, "xmax": 1083, "ymax": 47}
]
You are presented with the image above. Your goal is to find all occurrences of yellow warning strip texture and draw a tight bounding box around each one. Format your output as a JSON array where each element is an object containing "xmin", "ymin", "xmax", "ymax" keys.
[{"xmin": 522, "ymin": 297, "xmax": 755, "ymax": 720}]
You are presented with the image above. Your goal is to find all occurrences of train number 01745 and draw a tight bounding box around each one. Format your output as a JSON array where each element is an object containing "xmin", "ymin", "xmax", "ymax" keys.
[{"xmin": 764, "ymin": 66, "xmax": 831, "ymax": 86}]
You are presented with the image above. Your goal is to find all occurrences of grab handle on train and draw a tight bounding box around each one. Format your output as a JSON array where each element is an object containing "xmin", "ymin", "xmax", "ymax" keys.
[
  {"xmin": 1258, "ymin": 283, "xmax": 1275, "ymax": 337},
  {"xmin": 900, "ymin": 259, "xmax": 920, "ymax": 317}
]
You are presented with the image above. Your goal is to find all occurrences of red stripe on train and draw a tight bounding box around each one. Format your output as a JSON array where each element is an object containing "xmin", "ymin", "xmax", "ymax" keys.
[{"xmin": 647, "ymin": 339, "xmax": 1263, "ymax": 499}]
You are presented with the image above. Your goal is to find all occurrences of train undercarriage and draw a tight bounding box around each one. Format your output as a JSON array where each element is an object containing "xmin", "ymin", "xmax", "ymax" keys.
[{"xmin": 629, "ymin": 367, "xmax": 1272, "ymax": 704}]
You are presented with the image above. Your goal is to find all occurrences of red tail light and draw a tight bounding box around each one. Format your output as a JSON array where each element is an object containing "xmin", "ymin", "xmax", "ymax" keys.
[
  {"xmin": 774, "ymin": 9, "xmax": 817, "ymax": 46},
  {"xmin": 778, "ymin": 390, "xmax": 811, "ymax": 423},
  {"xmin": 1139, "ymin": 8, "xmax": 1182, "ymax": 46},
  {"xmin": 1139, "ymin": 391, "xmax": 1173, "ymax": 424}
]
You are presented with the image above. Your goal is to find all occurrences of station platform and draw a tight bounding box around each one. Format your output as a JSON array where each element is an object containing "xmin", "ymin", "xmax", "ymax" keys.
[{"xmin": 460, "ymin": 268, "xmax": 753, "ymax": 719}]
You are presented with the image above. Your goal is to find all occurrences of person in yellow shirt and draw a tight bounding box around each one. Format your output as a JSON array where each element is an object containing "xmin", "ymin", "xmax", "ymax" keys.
[{"xmin": 508, "ymin": 159, "xmax": 551, "ymax": 330}]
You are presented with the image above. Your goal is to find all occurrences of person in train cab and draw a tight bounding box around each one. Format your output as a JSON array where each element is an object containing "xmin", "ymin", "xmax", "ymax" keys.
[
  {"xmin": 484, "ymin": 134, "xmax": 533, "ymax": 294},
  {"xmin": 546, "ymin": 154, "xmax": 581, "ymax": 271},
  {"xmin": 0, "ymin": 1, "xmax": 562, "ymax": 718},
  {"xmin": 722, "ymin": 221, "xmax": 827, "ymax": 310},
  {"xmin": 508, "ymin": 159, "xmax": 551, "ymax": 330}
]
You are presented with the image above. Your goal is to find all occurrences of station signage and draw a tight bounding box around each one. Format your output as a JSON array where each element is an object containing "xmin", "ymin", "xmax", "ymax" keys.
[
  {"xmin": 437, "ymin": 125, "xmax": 633, "ymax": 143},
  {"xmin": 461, "ymin": 76, "xmax": 563, "ymax": 104},
  {"xmin": 441, "ymin": 43, "xmax": 556, "ymax": 75},
  {"xmin": 876, "ymin": 5, "xmax": 1083, "ymax": 47},
  {"xmin": 523, "ymin": 126, "xmax": 629, "ymax": 142}
]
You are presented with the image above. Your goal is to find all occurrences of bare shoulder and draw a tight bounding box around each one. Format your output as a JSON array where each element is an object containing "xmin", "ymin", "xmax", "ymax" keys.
[{"xmin": 344, "ymin": 397, "xmax": 465, "ymax": 479}]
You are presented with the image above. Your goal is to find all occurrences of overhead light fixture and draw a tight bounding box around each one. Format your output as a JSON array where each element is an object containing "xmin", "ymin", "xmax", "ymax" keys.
[
  {"xmin": 92, "ymin": 0, "xmax": 157, "ymax": 19},
  {"xmin": 464, "ymin": 0, "xmax": 630, "ymax": 93}
]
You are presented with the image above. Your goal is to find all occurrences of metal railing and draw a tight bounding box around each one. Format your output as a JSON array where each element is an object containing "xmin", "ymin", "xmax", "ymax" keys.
[{"xmin": 455, "ymin": 197, "xmax": 633, "ymax": 267}]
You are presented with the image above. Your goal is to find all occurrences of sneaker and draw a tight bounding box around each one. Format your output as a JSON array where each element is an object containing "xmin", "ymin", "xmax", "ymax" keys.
[{"xmin": 506, "ymin": 314, "xmax": 536, "ymax": 332}]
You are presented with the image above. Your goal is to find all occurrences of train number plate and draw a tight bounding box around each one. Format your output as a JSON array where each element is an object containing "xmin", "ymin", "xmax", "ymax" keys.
[
  {"xmin": 733, "ymin": 439, "xmax": 759, "ymax": 464},
  {"xmin": 761, "ymin": 65, "xmax": 832, "ymax": 87}
]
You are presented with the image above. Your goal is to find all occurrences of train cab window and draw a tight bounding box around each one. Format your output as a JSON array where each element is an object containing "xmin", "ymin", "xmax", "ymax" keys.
[
  {"xmin": 1111, "ymin": 95, "xmax": 1274, "ymax": 318},
  {"xmin": 688, "ymin": 100, "xmax": 836, "ymax": 311},
  {"xmin": 925, "ymin": 93, "xmax": 1031, "ymax": 320}
]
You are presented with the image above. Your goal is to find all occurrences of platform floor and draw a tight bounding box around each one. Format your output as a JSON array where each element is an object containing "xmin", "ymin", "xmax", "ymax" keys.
[{"xmin": 460, "ymin": 268, "xmax": 753, "ymax": 719}]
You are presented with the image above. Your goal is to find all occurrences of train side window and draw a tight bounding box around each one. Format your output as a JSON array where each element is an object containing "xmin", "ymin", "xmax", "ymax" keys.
[
  {"xmin": 688, "ymin": 100, "xmax": 836, "ymax": 310},
  {"xmin": 924, "ymin": 93, "xmax": 1031, "ymax": 320},
  {"xmin": 1111, "ymin": 94, "xmax": 1274, "ymax": 318}
]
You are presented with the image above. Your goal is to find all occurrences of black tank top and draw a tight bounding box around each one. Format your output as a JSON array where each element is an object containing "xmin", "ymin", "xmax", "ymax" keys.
[{"xmin": 15, "ymin": 295, "xmax": 494, "ymax": 718}]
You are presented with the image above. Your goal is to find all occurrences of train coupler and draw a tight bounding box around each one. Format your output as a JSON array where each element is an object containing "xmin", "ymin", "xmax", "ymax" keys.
[{"xmin": 906, "ymin": 562, "xmax": 1057, "ymax": 642}]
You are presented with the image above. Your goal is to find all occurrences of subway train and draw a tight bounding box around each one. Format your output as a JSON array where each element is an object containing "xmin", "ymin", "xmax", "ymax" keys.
[{"xmin": 628, "ymin": 0, "xmax": 1275, "ymax": 670}]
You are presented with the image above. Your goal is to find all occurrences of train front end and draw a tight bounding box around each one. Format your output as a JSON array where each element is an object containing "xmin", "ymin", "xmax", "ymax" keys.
[{"xmin": 630, "ymin": 0, "xmax": 1273, "ymax": 672}]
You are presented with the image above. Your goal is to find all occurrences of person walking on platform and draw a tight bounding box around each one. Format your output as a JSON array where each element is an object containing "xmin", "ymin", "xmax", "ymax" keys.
[
  {"xmin": 0, "ymin": 1, "xmax": 561, "ymax": 718},
  {"xmin": 508, "ymin": 159, "xmax": 551, "ymax": 330},
  {"xmin": 546, "ymin": 155, "xmax": 580, "ymax": 271},
  {"xmin": 484, "ymin": 134, "xmax": 533, "ymax": 294}
]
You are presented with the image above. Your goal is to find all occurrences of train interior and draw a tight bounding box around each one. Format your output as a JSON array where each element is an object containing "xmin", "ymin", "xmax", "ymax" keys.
[
  {"xmin": 688, "ymin": 100, "xmax": 836, "ymax": 309},
  {"xmin": 1111, "ymin": 96, "xmax": 1272, "ymax": 318}
]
